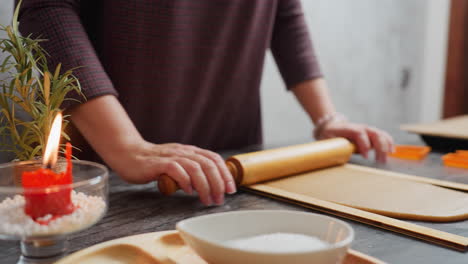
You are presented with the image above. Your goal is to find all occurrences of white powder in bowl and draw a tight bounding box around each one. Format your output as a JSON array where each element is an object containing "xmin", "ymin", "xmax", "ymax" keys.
[
  {"xmin": 224, "ymin": 233, "xmax": 330, "ymax": 253},
  {"xmin": 0, "ymin": 191, "xmax": 106, "ymax": 237}
]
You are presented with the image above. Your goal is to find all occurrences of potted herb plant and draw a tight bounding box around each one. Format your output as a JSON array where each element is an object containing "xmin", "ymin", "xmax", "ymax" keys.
[{"xmin": 0, "ymin": 2, "xmax": 84, "ymax": 183}]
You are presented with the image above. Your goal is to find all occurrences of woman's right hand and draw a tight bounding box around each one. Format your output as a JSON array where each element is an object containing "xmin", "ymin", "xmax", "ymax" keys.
[
  {"xmin": 112, "ymin": 141, "xmax": 237, "ymax": 206},
  {"xmin": 70, "ymin": 95, "xmax": 236, "ymax": 207}
]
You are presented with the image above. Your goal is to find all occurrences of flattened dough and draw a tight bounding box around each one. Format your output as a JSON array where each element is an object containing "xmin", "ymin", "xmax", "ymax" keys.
[{"xmin": 250, "ymin": 164, "xmax": 468, "ymax": 222}]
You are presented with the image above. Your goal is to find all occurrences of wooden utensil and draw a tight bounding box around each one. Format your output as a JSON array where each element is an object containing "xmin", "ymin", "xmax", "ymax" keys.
[
  {"xmin": 158, "ymin": 138, "xmax": 468, "ymax": 194},
  {"xmin": 158, "ymin": 138, "xmax": 355, "ymax": 195}
]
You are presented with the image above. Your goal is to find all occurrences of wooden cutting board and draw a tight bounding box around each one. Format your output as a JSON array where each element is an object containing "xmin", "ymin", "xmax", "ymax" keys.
[
  {"xmin": 55, "ymin": 231, "xmax": 386, "ymax": 264},
  {"xmin": 249, "ymin": 164, "xmax": 468, "ymax": 222},
  {"xmin": 401, "ymin": 115, "xmax": 468, "ymax": 140}
]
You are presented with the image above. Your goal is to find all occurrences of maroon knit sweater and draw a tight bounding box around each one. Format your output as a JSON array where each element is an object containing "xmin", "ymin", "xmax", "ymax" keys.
[{"xmin": 18, "ymin": 0, "xmax": 322, "ymax": 153}]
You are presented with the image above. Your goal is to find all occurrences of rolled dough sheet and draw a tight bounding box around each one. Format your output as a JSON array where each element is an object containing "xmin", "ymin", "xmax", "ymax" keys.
[{"xmin": 249, "ymin": 164, "xmax": 468, "ymax": 222}]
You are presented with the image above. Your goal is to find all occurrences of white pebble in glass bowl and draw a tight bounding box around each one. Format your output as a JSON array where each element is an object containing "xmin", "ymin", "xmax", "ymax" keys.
[
  {"xmin": 176, "ymin": 210, "xmax": 354, "ymax": 264},
  {"xmin": 0, "ymin": 160, "xmax": 108, "ymax": 264}
]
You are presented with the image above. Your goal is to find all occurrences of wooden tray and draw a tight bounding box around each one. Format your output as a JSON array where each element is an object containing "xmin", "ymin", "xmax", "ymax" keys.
[
  {"xmin": 401, "ymin": 115, "xmax": 468, "ymax": 140},
  {"xmin": 401, "ymin": 115, "xmax": 468, "ymax": 151},
  {"xmin": 55, "ymin": 231, "xmax": 386, "ymax": 264}
]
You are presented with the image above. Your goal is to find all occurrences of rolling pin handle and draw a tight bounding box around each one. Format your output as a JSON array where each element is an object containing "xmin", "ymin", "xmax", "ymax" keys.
[{"xmin": 158, "ymin": 174, "xmax": 179, "ymax": 196}]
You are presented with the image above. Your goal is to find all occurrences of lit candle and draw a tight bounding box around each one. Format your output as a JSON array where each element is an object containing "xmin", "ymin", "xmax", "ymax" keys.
[{"xmin": 21, "ymin": 113, "xmax": 75, "ymax": 223}]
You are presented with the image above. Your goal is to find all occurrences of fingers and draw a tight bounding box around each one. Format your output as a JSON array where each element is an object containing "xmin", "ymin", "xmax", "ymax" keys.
[
  {"xmin": 173, "ymin": 157, "xmax": 214, "ymax": 206},
  {"xmin": 382, "ymin": 130, "xmax": 395, "ymax": 153},
  {"xmin": 366, "ymin": 128, "xmax": 387, "ymax": 163},
  {"xmin": 180, "ymin": 153, "xmax": 225, "ymax": 205},
  {"xmin": 334, "ymin": 125, "xmax": 371, "ymax": 158},
  {"xmin": 354, "ymin": 130, "xmax": 371, "ymax": 159},
  {"xmin": 154, "ymin": 144, "xmax": 233, "ymax": 206},
  {"xmin": 192, "ymin": 148, "xmax": 237, "ymax": 194},
  {"xmin": 366, "ymin": 127, "xmax": 394, "ymax": 163},
  {"xmin": 320, "ymin": 122, "xmax": 393, "ymax": 162},
  {"xmin": 168, "ymin": 144, "xmax": 236, "ymax": 195},
  {"xmin": 161, "ymin": 159, "xmax": 193, "ymax": 195}
]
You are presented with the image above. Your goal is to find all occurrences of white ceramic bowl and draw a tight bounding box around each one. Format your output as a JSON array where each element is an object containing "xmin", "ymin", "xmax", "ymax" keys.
[{"xmin": 176, "ymin": 210, "xmax": 354, "ymax": 264}]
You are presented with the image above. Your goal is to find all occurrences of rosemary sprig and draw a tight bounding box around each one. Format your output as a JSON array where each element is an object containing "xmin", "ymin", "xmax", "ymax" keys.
[{"xmin": 0, "ymin": 0, "xmax": 84, "ymax": 161}]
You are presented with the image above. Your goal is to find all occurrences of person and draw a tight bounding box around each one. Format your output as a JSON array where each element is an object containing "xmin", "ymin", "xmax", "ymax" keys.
[{"xmin": 18, "ymin": 0, "xmax": 393, "ymax": 206}]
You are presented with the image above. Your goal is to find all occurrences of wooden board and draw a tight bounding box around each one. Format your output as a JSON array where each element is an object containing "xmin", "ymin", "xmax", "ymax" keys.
[
  {"xmin": 55, "ymin": 231, "xmax": 385, "ymax": 264},
  {"xmin": 245, "ymin": 186, "xmax": 468, "ymax": 251},
  {"xmin": 401, "ymin": 115, "xmax": 468, "ymax": 140},
  {"xmin": 252, "ymin": 164, "xmax": 468, "ymax": 222}
]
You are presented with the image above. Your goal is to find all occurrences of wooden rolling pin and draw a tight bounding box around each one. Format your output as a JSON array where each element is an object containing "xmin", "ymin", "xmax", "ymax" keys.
[{"xmin": 158, "ymin": 138, "xmax": 355, "ymax": 195}]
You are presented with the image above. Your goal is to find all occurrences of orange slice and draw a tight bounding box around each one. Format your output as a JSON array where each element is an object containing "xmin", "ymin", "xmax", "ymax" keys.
[
  {"xmin": 388, "ymin": 145, "xmax": 431, "ymax": 160},
  {"xmin": 442, "ymin": 151, "xmax": 468, "ymax": 169}
]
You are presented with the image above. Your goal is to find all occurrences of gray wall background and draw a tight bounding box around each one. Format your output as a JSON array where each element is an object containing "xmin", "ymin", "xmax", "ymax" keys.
[
  {"xmin": 0, "ymin": 1, "xmax": 14, "ymax": 162},
  {"xmin": 0, "ymin": 1, "xmax": 449, "ymax": 159},
  {"xmin": 0, "ymin": 1, "xmax": 13, "ymax": 69},
  {"xmin": 0, "ymin": 2, "xmax": 12, "ymax": 31},
  {"xmin": 261, "ymin": 0, "xmax": 449, "ymax": 146}
]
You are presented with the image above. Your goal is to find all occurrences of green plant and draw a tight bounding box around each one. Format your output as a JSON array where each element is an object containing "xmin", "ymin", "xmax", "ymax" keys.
[{"xmin": 0, "ymin": 1, "xmax": 84, "ymax": 161}]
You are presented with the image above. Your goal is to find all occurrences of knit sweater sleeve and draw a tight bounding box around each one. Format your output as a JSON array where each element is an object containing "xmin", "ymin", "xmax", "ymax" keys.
[
  {"xmin": 271, "ymin": 0, "xmax": 323, "ymax": 89},
  {"xmin": 17, "ymin": 0, "xmax": 118, "ymax": 107}
]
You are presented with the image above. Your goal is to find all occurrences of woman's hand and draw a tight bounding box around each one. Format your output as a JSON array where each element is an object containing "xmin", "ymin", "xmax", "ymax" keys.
[
  {"xmin": 290, "ymin": 78, "xmax": 394, "ymax": 163},
  {"xmin": 113, "ymin": 141, "xmax": 237, "ymax": 206},
  {"xmin": 316, "ymin": 119, "xmax": 394, "ymax": 163},
  {"xmin": 70, "ymin": 95, "xmax": 236, "ymax": 206}
]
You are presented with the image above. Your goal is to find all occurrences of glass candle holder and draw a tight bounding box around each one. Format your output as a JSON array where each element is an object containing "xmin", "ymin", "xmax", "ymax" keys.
[{"xmin": 0, "ymin": 160, "xmax": 108, "ymax": 264}]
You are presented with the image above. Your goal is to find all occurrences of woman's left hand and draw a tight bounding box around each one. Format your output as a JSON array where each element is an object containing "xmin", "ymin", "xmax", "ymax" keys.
[{"xmin": 316, "ymin": 119, "xmax": 394, "ymax": 163}]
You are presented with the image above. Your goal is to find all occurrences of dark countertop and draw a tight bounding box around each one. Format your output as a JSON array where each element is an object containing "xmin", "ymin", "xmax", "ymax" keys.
[{"xmin": 2, "ymin": 141, "xmax": 468, "ymax": 263}]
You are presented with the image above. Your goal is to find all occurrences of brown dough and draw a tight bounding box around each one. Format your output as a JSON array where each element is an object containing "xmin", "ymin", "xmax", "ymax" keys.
[{"xmin": 252, "ymin": 164, "xmax": 468, "ymax": 222}]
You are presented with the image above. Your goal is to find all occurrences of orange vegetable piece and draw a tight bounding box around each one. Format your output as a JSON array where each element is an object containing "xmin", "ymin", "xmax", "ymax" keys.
[
  {"xmin": 388, "ymin": 145, "xmax": 431, "ymax": 160},
  {"xmin": 442, "ymin": 151, "xmax": 468, "ymax": 169},
  {"xmin": 455, "ymin": 150, "xmax": 468, "ymax": 159}
]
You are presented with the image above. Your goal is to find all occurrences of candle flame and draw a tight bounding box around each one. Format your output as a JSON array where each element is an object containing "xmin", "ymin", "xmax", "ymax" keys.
[{"xmin": 43, "ymin": 112, "xmax": 62, "ymax": 168}]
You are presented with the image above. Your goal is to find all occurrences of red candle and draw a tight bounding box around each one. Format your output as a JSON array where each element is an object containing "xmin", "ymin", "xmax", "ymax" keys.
[{"xmin": 21, "ymin": 113, "xmax": 75, "ymax": 222}]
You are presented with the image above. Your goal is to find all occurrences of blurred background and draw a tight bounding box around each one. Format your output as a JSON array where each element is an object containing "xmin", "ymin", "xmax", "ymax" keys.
[
  {"xmin": 261, "ymin": 0, "xmax": 450, "ymax": 146},
  {"xmin": 0, "ymin": 0, "xmax": 458, "ymax": 156}
]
